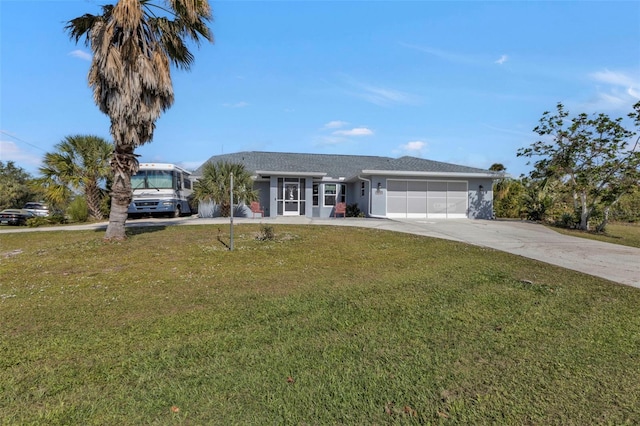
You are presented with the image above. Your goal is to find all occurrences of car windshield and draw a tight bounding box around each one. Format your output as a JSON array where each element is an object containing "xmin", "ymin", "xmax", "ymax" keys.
[
  {"xmin": 24, "ymin": 203, "xmax": 46, "ymax": 209},
  {"xmin": 131, "ymin": 170, "xmax": 174, "ymax": 189}
]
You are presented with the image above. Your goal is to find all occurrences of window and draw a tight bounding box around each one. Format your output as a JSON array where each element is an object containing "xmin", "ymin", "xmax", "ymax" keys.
[
  {"xmin": 131, "ymin": 170, "xmax": 173, "ymax": 189},
  {"xmin": 324, "ymin": 184, "xmax": 337, "ymax": 205},
  {"xmin": 131, "ymin": 173, "xmax": 146, "ymax": 190},
  {"xmin": 313, "ymin": 184, "xmax": 319, "ymax": 206},
  {"xmin": 148, "ymin": 171, "xmax": 173, "ymax": 189},
  {"xmin": 324, "ymin": 183, "xmax": 346, "ymax": 206},
  {"xmin": 361, "ymin": 181, "xmax": 365, "ymax": 196}
]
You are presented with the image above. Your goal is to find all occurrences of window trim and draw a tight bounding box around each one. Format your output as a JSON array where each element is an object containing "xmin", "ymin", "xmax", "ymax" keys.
[{"xmin": 323, "ymin": 183, "xmax": 346, "ymax": 206}]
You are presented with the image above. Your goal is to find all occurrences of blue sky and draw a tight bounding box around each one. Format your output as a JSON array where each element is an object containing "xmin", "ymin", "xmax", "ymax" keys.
[{"xmin": 1, "ymin": 0, "xmax": 639, "ymax": 177}]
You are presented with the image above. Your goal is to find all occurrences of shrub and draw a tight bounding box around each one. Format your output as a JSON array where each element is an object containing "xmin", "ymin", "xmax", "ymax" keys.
[
  {"xmin": 555, "ymin": 213, "xmax": 577, "ymax": 229},
  {"xmin": 26, "ymin": 216, "xmax": 48, "ymax": 227},
  {"xmin": 346, "ymin": 203, "xmax": 362, "ymax": 217},
  {"xmin": 48, "ymin": 214, "xmax": 67, "ymax": 225},
  {"xmin": 67, "ymin": 196, "xmax": 89, "ymax": 222},
  {"xmin": 256, "ymin": 225, "xmax": 275, "ymax": 241}
]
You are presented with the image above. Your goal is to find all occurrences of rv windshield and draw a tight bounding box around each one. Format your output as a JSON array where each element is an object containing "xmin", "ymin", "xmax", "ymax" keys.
[{"xmin": 131, "ymin": 170, "xmax": 174, "ymax": 190}]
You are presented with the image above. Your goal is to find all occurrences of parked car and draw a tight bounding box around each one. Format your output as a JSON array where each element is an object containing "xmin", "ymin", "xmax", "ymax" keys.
[
  {"xmin": 0, "ymin": 209, "xmax": 36, "ymax": 226},
  {"xmin": 23, "ymin": 202, "xmax": 49, "ymax": 217}
]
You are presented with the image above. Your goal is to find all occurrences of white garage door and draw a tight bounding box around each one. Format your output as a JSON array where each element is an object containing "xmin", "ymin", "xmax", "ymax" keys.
[{"xmin": 387, "ymin": 180, "xmax": 468, "ymax": 219}]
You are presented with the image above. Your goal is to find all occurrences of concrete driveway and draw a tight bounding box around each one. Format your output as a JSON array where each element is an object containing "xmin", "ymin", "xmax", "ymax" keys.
[
  {"xmin": 2, "ymin": 216, "xmax": 638, "ymax": 288},
  {"xmin": 383, "ymin": 219, "xmax": 640, "ymax": 288}
]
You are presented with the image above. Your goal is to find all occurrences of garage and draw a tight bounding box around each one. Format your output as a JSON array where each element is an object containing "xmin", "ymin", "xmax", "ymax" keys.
[{"xmin": 386, "ymin": 179, "xmax": 468, "ymax": 218}]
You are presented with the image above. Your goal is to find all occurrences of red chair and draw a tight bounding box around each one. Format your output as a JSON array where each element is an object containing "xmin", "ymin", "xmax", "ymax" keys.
[
  {"xmin": 333, "ymin": 202, "xmax": 346, "ymax": 218},
  {"xmin": 250, "ymin": 201, "xmax": 264, "ymax": 218}
]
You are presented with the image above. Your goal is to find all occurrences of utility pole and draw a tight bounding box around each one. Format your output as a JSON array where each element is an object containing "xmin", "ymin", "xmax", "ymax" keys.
[{"xmin": 229, "ymin": 172, "xmax": 234, "ymax": 251}]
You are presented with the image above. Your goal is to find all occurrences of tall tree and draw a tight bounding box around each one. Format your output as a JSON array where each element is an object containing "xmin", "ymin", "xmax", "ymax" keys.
[
  {"xmin": 37, "ymin": 135, "xmax": 113, "ymax": 220},
  {"xmin": 66, "ymin": 0, "xmax": 213, "ymax": 240},
  {"xmin": 193, "ymin": 162, "xmax": 258, "ymax": 217},
  {"xmin": 0, "ymin": 161, "xmax": 38, "ymax": 210},
  {"xmin": 518, "ymin": 102, "xmax": 640, "ymax": 231},
  {"xmin": 489, "ymin": 163, "xmax": 506, "ymax": 172}
]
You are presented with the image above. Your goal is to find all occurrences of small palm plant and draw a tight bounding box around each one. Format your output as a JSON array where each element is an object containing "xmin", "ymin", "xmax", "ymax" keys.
[
  {"xmin": 36, "ymin": 135, "xmax": 113, "ymax": 220},
  {"xmin": 193, "ymin": 162, "xmax": 258, "ymax": 217}
]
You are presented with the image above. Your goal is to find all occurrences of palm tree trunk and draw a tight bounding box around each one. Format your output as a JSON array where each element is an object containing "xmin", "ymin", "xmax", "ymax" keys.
[
  {"xmin": 85, "ymin": 182, "xmax": 104, "ymax": 220},
  {"xmin": 105, "ymin": 151, "xmax": 135, "ymax": 240},
  {"xmin": 220, "ymin": 202, "xmax": 231, "ymax": 217}
]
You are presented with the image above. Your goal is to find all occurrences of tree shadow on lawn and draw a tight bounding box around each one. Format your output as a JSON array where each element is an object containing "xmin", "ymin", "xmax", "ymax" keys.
[
  {"xmin": 126, "ymin": 226, "xmax": 167, "ymax": 236},
  {"xmin": 92, "ymin": 225, "xmax": 167, "ymax": 236}
]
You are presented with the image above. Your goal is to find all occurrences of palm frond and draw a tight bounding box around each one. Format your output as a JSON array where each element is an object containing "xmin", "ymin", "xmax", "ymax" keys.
[{"xmin": 65, "ymin": 5, "xmax": 113, "ymax": 45}]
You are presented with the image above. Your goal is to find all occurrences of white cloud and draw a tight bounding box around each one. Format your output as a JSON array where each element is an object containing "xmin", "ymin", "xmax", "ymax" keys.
[
  {"xmin": 332, "ymin": 127, "xmax": 374, "ymax": 137},
  {"xmin": 402, "ymin": 43, "xmax": 510, "ymax": 68},
  {"xmin": 400, "ymin": 43, "xmax": 475, "ymax": 65},
  {"xmin": 586, "ymin": 69, "xmax": 640, "ymax": 110},
  {"xmin": 315, "ymin": 121, "xmax": 368, "ymax": 146},
  {"xmin": 397, "ymin": 140, "xmax": 427, "ymax": 156},
  {"xmin": 591, "ymin": 69, "xmax": 637, "ymax": 87},
  {"xmin": 495, "ymin": 54, "xmax": 508, "ymax": 65},
  {"xmin": 0, "ymin": 140, "xmax": 42, "ymax": 171},
  {"xmin": 324, "ymin": 120, "xmax": 348, "ymax": 129},
  {"xmin": 69, "ymin": 49, "xmax": 91, "ymax": 61},
  {"xmin": 339, "ymin": 75, "xmax": 420, "ymax": 106},
  {"xmin": 356, "ymin": 83, "xmax": 418, "ymax": 106},
  {"xmin": 222, "ymin": 101, "xmax": 249, "ymax": 108},
  {"xmin": 402, "ymin": 140, "xmax": 426, "ymax": 151}
]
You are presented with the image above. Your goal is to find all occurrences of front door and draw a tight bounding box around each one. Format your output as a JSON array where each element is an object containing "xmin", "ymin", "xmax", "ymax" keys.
[
  {"xmin": 282, "ymin": 179, "xmax": 300, "ymax": 216},
  {"xmin": 277, "ymin": 177, "xmax": 306, "ymax": 216},
  {"xmin": 283, "ymin": 180, "xmax": 300, "ymax": 216}
]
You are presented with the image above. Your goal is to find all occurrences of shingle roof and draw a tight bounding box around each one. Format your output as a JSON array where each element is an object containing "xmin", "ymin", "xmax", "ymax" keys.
[{"xmin": 193, "ymin": 151, "xmax": 496, "ymax": 179}]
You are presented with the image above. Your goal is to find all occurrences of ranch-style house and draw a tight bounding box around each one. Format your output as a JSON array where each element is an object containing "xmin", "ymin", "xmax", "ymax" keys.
[{"xmin": 193, "ymin": 151, "xmax": 501, "ymax": 220}]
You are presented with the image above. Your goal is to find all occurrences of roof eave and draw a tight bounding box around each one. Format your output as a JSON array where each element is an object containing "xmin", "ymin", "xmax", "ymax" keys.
[
  {"xmin": 361, "ymin": 170, "xmax": 499, "ymax": 178},
  {"xmin": 254, "ymin": 170, "xmax": 327, "ymax": 178}
]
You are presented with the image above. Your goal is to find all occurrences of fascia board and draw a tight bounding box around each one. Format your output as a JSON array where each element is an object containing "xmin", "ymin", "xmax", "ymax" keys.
[
  {"xmin": 254, "ymin": 170, "xmax": 327, "ymax": 177},
  {"xmin": 360, "ymin": 170, "xmax": 499, "ymax": 178}
]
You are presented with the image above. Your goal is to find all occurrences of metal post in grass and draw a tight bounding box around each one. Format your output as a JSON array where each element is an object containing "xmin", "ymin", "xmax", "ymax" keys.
[{"xmin": 230, "ymin": 172, "xmax": 234, "ymax": 251}]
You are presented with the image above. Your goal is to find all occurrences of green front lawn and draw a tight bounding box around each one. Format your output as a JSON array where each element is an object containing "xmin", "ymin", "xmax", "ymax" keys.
[
  {"xmin": 551, "ymin": 222, "xmax": 640, "ymax": 249},
  {"xmin": 1, "ymin": 225, "xmax": 639, "ymax": 424}
]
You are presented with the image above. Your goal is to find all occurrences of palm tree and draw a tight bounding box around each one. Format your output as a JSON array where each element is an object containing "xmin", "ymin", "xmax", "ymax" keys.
[
  {"xmin": 66, "ymin": 0, "xmax": 213, "ymax": 240},
  {"xmin": 37, "ymin": 135, "xmax": 113, "ymax": 220},
  {"xmin": 193, "ymin": 162, "xmax": 258, "ymax": 217}
]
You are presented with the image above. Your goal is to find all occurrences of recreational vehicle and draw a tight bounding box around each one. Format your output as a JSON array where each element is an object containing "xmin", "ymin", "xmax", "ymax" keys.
[{"xmin": 127, "ymin": 163, "xmax": 195, "ymax": 218}]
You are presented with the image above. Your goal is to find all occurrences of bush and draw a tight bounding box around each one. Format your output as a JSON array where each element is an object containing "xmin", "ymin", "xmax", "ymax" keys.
[
  {"xmin": 555, "ymin": 212, "xmax": 577, "ymax": 229},
  {"xmin": 99, "ymin": 192, "xmax": 111, "ymax": 218},
  {"xmin": 611, "ymin": 192, "xmax": 640, "ymax": 223},
  {"xmin": 25, "ymin": 213, "xmax": 67, "ymax": 228},
  {"xmin": 346, "ymin": 203, "xmax": 363, "ymax": 217},
  {"xmin": 67, "ymin": 197, "xmax": 89, "ymax": 223},
  {"xmin": 26, "ymin": 216, "xmax": 49, "ymax": 227},
  {"xmin": 48, "ymin": 214, "xmax": 67, "ymax": 225},
  {"xmin": 256, "ymin": 225, "xmax": 275, "ymax": 241}
]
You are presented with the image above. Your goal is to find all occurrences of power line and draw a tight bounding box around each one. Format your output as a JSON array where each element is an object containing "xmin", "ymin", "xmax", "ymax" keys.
[{"xmin": 0, "ymin": 130, "xmax": 48, "ymax": 153}]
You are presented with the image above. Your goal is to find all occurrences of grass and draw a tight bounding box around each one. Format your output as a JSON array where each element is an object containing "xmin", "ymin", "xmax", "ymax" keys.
[
  {"xmin": 550, "ymin": 222, "xmax": 640, "ymax": 249},
  {"xmin": 1, "ymin": 224, "xmax": 639, "ymax": 424}
]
